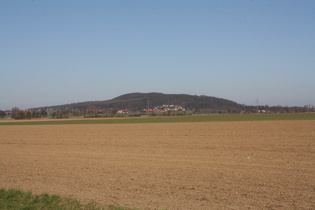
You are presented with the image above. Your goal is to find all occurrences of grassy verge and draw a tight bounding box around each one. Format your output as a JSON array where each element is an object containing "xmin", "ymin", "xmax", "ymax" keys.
[
  {"xmin": 0, "ymin": 113, "xmax": 315, "ymax": 126},
  {"xmin": 0, "ymin": 188, "xmax": 130, "ymax": 210}
]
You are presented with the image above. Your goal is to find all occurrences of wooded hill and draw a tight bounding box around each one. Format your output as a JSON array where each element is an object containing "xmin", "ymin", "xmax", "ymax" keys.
[{"xmin": 33, "ymin": 92, "xmax": 245, "ymax": 111}]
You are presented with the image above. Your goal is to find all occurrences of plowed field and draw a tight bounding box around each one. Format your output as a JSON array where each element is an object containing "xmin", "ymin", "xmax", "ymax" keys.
[{"xmin": 0, "ymin": 120, "xmax": 314, "ymax": 209}]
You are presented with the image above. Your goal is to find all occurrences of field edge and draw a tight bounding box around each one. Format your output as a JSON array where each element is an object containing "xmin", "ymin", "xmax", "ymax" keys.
[{"xmin": 0, "ymin": 113, "xmax": 315, "ymax": 126}]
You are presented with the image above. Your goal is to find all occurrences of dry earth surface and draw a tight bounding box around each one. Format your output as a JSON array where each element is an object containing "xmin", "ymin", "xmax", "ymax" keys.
[{"xmin": 0, "ymin": 120, "xmax": 314, "ymax": 209}]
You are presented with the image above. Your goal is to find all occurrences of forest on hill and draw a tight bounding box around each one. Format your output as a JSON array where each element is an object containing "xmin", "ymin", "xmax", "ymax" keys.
[{"xmin": 33, "ymin": 92, "xmax": 245, "ymax": 111}]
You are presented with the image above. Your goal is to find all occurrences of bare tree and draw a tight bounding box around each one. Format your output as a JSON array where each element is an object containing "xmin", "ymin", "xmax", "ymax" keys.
[
  {"xmin": 85, "ymin": 105, "xmax": 98, "ymax": 117},
  {"xmin": 0, "ymin": 110, "xmax": 5, "ymax": 119},
  {"xmin": 11, "ymin": 107, "xmax": 24, "ymax": 119}
]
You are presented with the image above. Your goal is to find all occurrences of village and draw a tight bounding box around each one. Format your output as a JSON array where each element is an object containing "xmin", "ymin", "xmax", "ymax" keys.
[{"xmin": 119, "ymin": 104, "xmax": 186, "ymax": 114}]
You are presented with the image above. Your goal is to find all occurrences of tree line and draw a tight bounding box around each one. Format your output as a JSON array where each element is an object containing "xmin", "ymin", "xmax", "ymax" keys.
[
  {"xmin": 1, "ymin": 104, "xmax": 314, "ymax": 120},
  {"xmin": 0, "ymin": 107, "xmax": 49, "ymax": 120},
  {"xmin": 10, "ymin": 107, "xmax": 48, "ymax": 119}
]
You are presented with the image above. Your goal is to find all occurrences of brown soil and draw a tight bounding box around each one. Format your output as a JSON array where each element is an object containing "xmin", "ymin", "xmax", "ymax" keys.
[{"xmin": 0, "ymin": 121, "xmax": 314, "ymax": 209}]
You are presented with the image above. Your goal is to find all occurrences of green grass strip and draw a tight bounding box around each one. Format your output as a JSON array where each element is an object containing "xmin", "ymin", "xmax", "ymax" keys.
[
  {"xmin": 0, "ymin": 188, "xmax": 133, "ymax": 210},
  {"xmin": 0, "ymin": 113, "xmax": 315, "ymax": 126}
]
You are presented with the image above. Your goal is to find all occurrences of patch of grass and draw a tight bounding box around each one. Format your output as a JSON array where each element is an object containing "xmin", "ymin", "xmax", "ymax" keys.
[
  {"xmin": 0, "ymin": 113, "xmax": 314, "ymax": 126},
  {"xmin": 0, "ymin": 188, "xmax": 133, "ymax": 210}
]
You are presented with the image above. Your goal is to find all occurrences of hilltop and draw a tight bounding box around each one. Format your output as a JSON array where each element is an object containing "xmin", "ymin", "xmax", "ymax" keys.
[{"xmin": 33, "ymin": 92, "xmax": 245, "ymax": 111}]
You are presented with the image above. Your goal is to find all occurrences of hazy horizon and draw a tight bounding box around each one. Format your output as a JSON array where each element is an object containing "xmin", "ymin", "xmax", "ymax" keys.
[
  {"xmin": 1, "ymin": 1, "xmax": 314, "ymax": 110},
  {"xmin": 2, "ymin": 92, "xmax": 314, "ymax": 110}
]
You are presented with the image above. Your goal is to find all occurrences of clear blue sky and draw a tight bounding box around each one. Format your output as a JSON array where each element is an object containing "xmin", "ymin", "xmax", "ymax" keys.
[{"xmin": 1, "ymin": 0, "xmax": 314, "ymax": 110}]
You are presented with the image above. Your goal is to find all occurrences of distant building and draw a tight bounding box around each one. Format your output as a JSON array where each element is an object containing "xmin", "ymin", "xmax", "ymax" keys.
[{"xmin": 144, "ymin": 105, "xmax": 185, "ymax": 113}]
